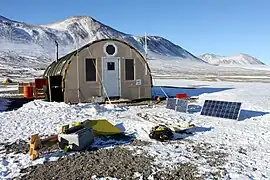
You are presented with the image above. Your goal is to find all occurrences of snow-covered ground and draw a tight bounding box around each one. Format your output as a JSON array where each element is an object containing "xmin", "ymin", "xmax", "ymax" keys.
[
  {"xmin": 0, "ymin": 85, "xmax": 17, "ymax": 93},
  {"xmin": 148, "ymin": 60, "xmax": 270, "ymax": 84},
  {"xmin": 219, "ymin": 64, "xmax": 270, "ymax": 71},
  {"xmin": 0, "ymin": 79, "xmax": 269, "ymax": 179}
]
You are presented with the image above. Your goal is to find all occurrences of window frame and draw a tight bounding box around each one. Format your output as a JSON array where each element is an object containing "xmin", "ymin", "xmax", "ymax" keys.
[
  {"xmin": 107, "ymin": 62, "xmax": 115, "ymax": 71},
  {"xmin": 103, "ymin": 42, "xmax": 118, "ymax": 57},
  {"xmin": 85, "ymin": 58, "xmax": 97, "ymax": 82},
  {"xmin": 125, "ymin": 58, "xmax": 135, "ymax": 81},
  {"xmin": 105, "ymin": 45, "xmax": 116, "ymax": 56}
]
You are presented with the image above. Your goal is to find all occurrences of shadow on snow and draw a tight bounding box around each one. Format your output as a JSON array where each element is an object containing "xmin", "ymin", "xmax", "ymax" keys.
[
  {"xmin": 186, "ymin": 105, "xmax": 269, "ymax": 121},
  {"xmin": 173, "ymin": 125, "xmax": 214, "ymax": 140},
  {"xmin": 39, "ymin": 122, "xmax": 136, "ymax": 163},
  {"xmin": 187, "ymin": 104, "xmax": 202, "ymax": 114},
  {"xmin": 186, "ymin": 104, "xmax": 269, "ymax": 121},
  {"xmin": 39, "ymin": 123, "xmax": 214, "ymax": 162},
  {"xmin": 152, "ymin": 86, "xmax": 233, "ymax": 98},
  {"xmin": 238, "ymin": 109, "xmax": 270, "ymax": 121}
]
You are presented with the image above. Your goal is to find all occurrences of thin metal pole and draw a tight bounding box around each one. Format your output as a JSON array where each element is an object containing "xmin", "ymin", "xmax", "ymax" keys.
[
  {"xmin": 55, "ymin": 40, "xmax": 58, "ymax": 62},
  {"xmin": 144, "ymin": 32, "xmax": 148, "ymax": 58},
  {"xmin": 76, "ymin": 41, "xmax": 81, "ymax": 103},
  {"xmin": 56, "ymin": 44, "xmax": 58, "ymax": 61},
  {"xmin": 71, "ymin": 35, "xmax": 80, "ymax": 103},
  {"xmin": 144, "ymin": 32, "xmax": 148, "ymax": 75}
]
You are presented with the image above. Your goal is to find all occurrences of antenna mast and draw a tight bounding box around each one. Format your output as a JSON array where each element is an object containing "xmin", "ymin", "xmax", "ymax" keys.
[
  {"xmin": 144, "ymin": 32, "xmax": 148, "ymax": 60},
  {"xmin": 74, "ymin": 35, "xmax": 81, "ymax": 103},
  {"xmin": 144, "ymin": 32, "xmax": 149, "ymax": 75}
]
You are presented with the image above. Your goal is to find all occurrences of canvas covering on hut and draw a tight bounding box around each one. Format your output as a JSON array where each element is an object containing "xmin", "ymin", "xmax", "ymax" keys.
[{"xmin": 43, "ymin": 38, "xmax": 153, "ymax": 103}]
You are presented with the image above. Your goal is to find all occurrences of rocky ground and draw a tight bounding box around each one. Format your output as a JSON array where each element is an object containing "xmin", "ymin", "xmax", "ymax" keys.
[{"xmin": 0, "ymin": 136, "xmax": 230, "ymax": 180}]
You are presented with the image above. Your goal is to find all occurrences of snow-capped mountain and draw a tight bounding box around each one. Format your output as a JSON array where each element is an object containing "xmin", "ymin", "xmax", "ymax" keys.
[
  {"xmin": 0, "ymin": 15, "xmax": 203, "ymax": 62},
  {"xmin": 200, "ymin": 53, "xmax": 265, "ymax": 65},
  {"xmin": 0, "ymin": 15, "xmax": 208, "ymax": 79},
  {"xmin": 0, "ymin": 15, "xmax": 14, "ymax": 22}
]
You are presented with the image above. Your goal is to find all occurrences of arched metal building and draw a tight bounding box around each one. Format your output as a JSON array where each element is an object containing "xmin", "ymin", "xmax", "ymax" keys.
[{"xmin": 43, "ymin": 38, "xmax": 153, "ymax": 103}]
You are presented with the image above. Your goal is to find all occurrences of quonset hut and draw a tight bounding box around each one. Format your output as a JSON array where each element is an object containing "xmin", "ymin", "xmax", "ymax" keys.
[{"xmin": 43, "ymin": 39, "xmax": 153, "ymax": 103}]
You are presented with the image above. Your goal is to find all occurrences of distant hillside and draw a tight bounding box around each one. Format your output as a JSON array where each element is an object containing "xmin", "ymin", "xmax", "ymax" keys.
[{"xmin": 200, "ymin": 53, "xmax": 265, "ymax": 65}]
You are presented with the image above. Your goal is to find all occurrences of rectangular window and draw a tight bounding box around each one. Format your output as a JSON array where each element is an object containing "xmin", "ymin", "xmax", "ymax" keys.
[
  {"xmin": 85, "ymin": 58, "xmax": 96, "ymax": 81},
  {"xmin": 107, "ymin": 62, "xmax": 115, "ymax": 71},
  {"xmin": 125, "ymin": 59, "xmax": 134, "ymax": 80}
]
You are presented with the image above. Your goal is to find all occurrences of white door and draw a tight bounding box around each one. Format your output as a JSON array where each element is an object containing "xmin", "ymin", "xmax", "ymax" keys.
[{"xmin": 102, "ymin": 57, "xmax": 120, "ymax": 97}]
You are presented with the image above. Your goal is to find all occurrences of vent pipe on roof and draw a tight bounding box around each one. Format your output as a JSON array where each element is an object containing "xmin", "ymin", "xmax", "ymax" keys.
[{"xmin": 55, "ymin": 40, "xmax": 59, "ymax": 62}]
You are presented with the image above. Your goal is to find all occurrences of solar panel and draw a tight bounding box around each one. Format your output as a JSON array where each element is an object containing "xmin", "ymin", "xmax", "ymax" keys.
[
  {"xmin": 175, "ymin": 99, "xmax": 188, "ymax": 113},
  {"xmin": 200, "ymin": 100, "xmax": 242, "ymax": 120},
  {"xmin": 166, "ymin": 98, "xmax": 177, "ymax": 110},
  {"xmin": 166, "ymin": 98, "xmax": 188, "ymax": 113}
]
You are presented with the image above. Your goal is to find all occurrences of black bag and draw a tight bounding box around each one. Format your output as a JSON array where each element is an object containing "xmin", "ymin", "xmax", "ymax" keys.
[{"xmin": 149, "ymin": 125, "xmax": 174, "ymax": 141}]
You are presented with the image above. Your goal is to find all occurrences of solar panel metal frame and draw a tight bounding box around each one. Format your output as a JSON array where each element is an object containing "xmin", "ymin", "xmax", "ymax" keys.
[
  {"xmin": 175, "ymin": 99, "xmax": 188, "ymax": 113},
  {"xmin": 166, "ymin": 98, "xmax": 188, "ymax": 113},
  {"xmin": 166, "ymin": 98, "xmax": 177, "ymax": 110},
  {"xmin": 200, "ymin": 100, "xmax": 242, "ymax": 120}
]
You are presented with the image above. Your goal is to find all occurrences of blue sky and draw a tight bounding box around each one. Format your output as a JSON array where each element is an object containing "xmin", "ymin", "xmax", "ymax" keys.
[{"xmin": 1, "ymin": 0, "xmax": 270, "ymax": 64}]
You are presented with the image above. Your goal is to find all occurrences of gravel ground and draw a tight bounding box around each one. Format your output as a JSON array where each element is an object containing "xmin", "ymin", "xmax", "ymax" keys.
[
  {"xmin": 185, "ymin": 141, "xmax": 229, "ymax": 179},
  {"xmin": 0, "ymin": 136, "xmax": 60, "ymax": 155},
  {"xmin": 19, "ymin": 146, "xmax": 154, "ymax": 180},
  {"xmin": 152, "ymin": 163, "xmax": 201, "ymax": 180},
  {"xmin": 0, "ymin": 139, "xmax": 202, "ymax": 180},
  {"xmin": 16, "ymin": 139, "xmax": 202, "ymax": 180},
  {"xmin": 0, "ymin": 140, "xmax": 29, "ymax": 154},
  {"xmin": 1, "ymin": 137, "xmax": 229, "ymax": 179}
]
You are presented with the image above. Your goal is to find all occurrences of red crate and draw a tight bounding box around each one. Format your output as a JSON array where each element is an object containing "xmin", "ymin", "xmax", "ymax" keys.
[
  {"xmin": 176, "ymin": 93, "xmax": 187, "ymax": 99},
  {"xmin": 34, "ymin": 78, "xmax": 47, "ymax": 89}
]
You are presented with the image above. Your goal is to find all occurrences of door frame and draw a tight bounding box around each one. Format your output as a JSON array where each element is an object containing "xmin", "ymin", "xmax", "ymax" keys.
[{"xmin": 101, "ymin": 57, "xmax": 121, "ymax": 98}]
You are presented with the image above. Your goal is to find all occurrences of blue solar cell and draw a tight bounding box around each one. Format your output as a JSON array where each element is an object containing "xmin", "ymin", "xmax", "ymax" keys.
[{"xmin": 200, "ymin": 100, "xmax": 242, "ymax": 120}]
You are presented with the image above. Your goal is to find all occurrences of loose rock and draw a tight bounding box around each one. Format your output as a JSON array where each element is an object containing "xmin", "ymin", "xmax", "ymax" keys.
[
  {"xmin": 18, "ymin": 140, "xmax": 202, "ymax": 179},
  {"xmin": 20, "ymin": 146, "xmax": 154, "ymax": 180}
]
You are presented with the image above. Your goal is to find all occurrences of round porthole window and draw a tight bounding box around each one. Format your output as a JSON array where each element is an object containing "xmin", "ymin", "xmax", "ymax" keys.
[
  {"xmin": 104, "ymin": 43, "xmax": 117, "ymax": 56},
  {"xmin": 106, "ymin": 45, "xmax": 115, "ymax": 55}
]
